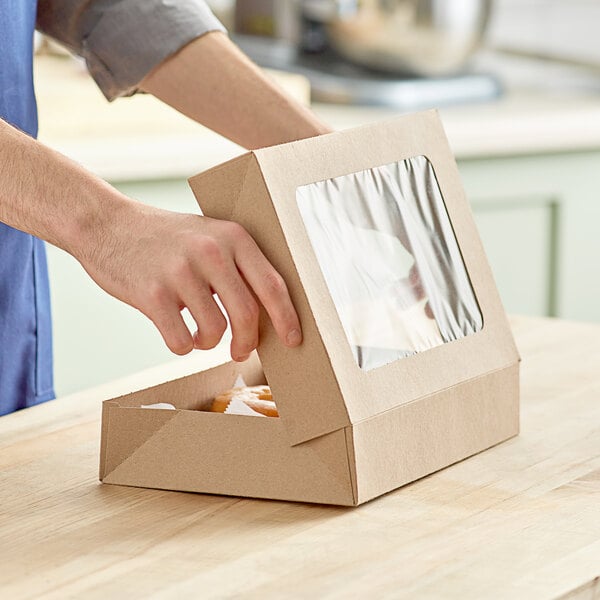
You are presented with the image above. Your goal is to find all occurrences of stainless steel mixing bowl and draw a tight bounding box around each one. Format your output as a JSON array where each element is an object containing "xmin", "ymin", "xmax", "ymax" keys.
[{"xmin": 303, "ymin": 0, "xmax": 493, "ymax": 76}]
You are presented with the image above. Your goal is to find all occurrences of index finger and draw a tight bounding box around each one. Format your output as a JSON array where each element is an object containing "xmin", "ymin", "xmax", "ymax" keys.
[{"xmin": 234, "ymin": 237, "xmax": 302, "ymax": 348}]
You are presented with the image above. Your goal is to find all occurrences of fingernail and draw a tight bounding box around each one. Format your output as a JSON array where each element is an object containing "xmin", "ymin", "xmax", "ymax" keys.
[
  {"xmin": 235, "ymin": 353, "xmax": 250, "ymax": 362},
  {"xmin": 286, "ymin": 329, "xmax": 302, "ymax": 347}
]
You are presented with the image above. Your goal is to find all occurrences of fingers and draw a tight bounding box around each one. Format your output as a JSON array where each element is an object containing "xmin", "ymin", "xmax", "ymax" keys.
[
  {"xmin": 209, "ymin": 265, "xmax": 261, "ymax": 362},
  {"xmin": 184, "ymin": 289, "xmax": 227, "ymax": 351},
  {"xmin": 139, "ymin": 216, "xmax": 302, "ymax": 361},
  {"xmin": 146, "ymin": 283, "xmax": 230, "ymax": 357},
  {"xmin": 178, "ymin": 225, "xmax": 259, "ymax": 361},
  {"xmin": 232, "ymin": 231, "xmax": 302, "ymax": 349},
  {"xmin": 145, "ymin": 291, "xmax": 194, "ymax": 355}
]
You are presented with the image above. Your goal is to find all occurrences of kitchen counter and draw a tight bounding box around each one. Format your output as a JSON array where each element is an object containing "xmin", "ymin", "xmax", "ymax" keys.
[
  {"xmin": 1, "ymin": 316, "xmax": 599, "ymax": 599},
  {"xmin": 35, "ymin": 54, "xmax": 600, "ymax": 181}
]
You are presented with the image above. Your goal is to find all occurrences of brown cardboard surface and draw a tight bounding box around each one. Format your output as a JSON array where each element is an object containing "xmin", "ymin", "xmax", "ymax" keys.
[
  {"xmin": 101, "ymin": 110, "xmax": 520, "ymax": 506},
  {"xmin": 100, "ymin": 357, "xmax": 355, "ymax": 505},
  {"xmin": 350, "ymin": 363, "xmax": 520, "ymax": 504},
  {"xmin": 101, "ymin": 405, "xmax": 354, "ymax": 506},
  {"xmin": 189, "ymin": 155, "xmax": 352, "ymax": 445},
  {"xmin": 189, "ymin": 110, "xmax": 519, "ymax": 447}
]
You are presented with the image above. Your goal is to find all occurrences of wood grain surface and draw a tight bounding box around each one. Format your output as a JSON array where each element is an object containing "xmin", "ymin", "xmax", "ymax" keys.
[{"xmin": 0, "ymin": 316, "xmax": 599, "ymax": 599}]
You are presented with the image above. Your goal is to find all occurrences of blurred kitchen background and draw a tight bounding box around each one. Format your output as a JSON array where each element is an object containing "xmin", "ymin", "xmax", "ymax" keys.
[{"xmin": 36, "ymin": 0, "xmax": 600, "ymax": 397}]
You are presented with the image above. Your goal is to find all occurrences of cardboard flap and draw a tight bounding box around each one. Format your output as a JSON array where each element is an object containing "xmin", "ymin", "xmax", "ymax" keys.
[
  {"xmin": 189, "ymin": 111, "xmax": 519, "ymax": 446},
  {"xmin": 100, "ymin": 402, "xmax": 177, "ymax": 479},
  {"xmin": 190, "ymin": 154, "xmax": 352, "ymax": 445},
  {"xmin": 102, "ymin": 410, "xmax": 356, "ymax": 505}
]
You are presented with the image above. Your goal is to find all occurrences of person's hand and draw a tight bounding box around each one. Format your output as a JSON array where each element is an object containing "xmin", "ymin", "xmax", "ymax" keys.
[{"xmin": 76, "ymin": 202, "xmax": 302, "ymax": 361}]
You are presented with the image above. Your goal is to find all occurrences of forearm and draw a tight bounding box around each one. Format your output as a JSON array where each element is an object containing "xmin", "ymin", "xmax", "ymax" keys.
[
  {"xmin": 0, "ymin": 118, "xmax": 130, "ymax": 260},
  {"xmin": 0, "ymin": 118, "xmax": 301, "ymax": 358},
  {"xmin": 141, "ymin": 32, "xmax": 331, "ymax": 149}
]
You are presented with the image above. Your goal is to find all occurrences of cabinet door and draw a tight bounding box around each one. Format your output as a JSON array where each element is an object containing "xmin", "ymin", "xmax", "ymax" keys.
[
  {"xmin": 460, "ymin": 151, "xmax": 600, "ymax": 323},
  {"xmin": 470, "ymin": 199, "xmax": 558, "ymax": 317}
]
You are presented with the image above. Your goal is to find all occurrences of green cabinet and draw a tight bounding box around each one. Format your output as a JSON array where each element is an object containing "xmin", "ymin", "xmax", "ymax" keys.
[{"xmin": 460, "ymin": 151, "xmax": 600, "ymax": 322}]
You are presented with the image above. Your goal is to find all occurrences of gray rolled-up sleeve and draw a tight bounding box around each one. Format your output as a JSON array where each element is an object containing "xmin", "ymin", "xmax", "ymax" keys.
[{"xmin": 37, "ymin": 0, "xmax": 226, "ymax": 100}]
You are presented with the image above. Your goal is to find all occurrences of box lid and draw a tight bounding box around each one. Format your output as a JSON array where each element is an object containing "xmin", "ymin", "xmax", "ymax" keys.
[{"xmin": 189, "ymin": 111, "xmax": 519, "ymax": 447}]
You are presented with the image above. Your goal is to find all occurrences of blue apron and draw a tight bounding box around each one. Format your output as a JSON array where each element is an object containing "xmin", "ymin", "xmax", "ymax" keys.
[{"xmin": 0, "ymin": 0, "xmax": 55, "ymax": 414}]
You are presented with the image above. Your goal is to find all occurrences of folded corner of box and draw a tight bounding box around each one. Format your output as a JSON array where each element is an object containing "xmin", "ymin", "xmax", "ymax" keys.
[
  {"xmin": 188, "ymin": 152, "xmax": 259, "ymax": 222},
  {"xmin": 99, "ymin": 403, "xmax": 178, "ymax": 482}
]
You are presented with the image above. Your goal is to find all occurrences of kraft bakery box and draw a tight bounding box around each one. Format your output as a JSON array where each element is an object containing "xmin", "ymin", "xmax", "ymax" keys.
[{"xmin": 99, "ymin": 110, "xmax": 520, "ymax": 506}]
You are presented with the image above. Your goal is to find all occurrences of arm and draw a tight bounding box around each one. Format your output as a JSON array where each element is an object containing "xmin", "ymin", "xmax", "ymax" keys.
[
  {"xmin": 29, "ymin": 0, "xmax": 331, "ymax": 360},
  {"xmin": 140, "ymin": 31, "xmax": 330, "ymax": 148},
  {"xmin": 0, "ymin": 118, "xmax": 301, "ymax": 361},
  {"xmin": 37, "ymin": 0, "xmax": 330, "ymax": 148}
]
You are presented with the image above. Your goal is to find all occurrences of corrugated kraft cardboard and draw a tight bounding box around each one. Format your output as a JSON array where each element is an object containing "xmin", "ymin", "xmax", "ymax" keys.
[
  {"xmin": 100, "ymin": 356, "xmax": 356, "ymax": 505},
  {"xmin": 189, "ymin": 110, "xmax": 519, "ymax": 447},
  {"xmin": 100, "ymin": 110, "xmax": 520, "ymax": 506}
]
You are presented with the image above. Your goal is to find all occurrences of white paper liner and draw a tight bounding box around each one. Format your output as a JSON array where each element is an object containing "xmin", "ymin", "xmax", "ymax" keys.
[
  {"xmin": 296, "ymin": 155, "xmax": 483, "ymax": 371},
  {"xmin": 224, "ymin": 394, "xmax": 267, "ymax": 417},
  {"xmin": 233, "ymin": 374, "xmax": 246, "ymax": 388}
]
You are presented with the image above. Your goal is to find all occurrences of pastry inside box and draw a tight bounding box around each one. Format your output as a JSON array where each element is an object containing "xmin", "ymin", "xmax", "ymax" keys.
[{"xmin": 141, "ymin": 376, "xmax": 279, "ymax": 418}]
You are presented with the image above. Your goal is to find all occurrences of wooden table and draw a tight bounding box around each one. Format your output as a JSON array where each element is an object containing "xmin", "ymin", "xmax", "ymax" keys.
[{"xmin": 1, "ymin": 316, "xmax": 599, "ymax": 599}]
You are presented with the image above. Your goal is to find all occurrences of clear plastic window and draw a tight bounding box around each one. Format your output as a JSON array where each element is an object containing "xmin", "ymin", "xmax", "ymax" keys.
[{"xmin": 296, "ymin": 156, "xmax": 483, "ymax": 371}]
